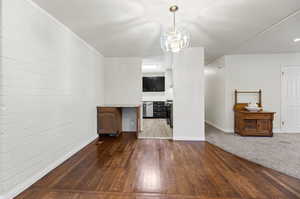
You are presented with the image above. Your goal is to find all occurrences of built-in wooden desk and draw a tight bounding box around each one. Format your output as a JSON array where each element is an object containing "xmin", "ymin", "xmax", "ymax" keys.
[{"xmin": 97, "ymin": 105, "xmax": 141, "ymax": 141}]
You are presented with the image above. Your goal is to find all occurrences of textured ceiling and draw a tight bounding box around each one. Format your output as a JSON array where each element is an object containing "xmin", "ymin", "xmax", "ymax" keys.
[{"xmin": 32, "ymin": 0, "xmax": 300, "ymax": 63}]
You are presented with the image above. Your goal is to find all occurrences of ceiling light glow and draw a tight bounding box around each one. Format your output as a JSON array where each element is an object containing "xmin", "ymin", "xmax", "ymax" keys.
[{"xmin": 161, "ymin": 5, "xmax": 191, "ymax": 53}]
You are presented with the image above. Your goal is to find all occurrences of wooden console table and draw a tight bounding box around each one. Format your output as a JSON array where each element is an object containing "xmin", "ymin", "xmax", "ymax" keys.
[
  {"xmin": 235, "ymin": 110, "xmax": 275, "ymax": 137},
  {"xmin": 234, "ymin": 90, "xmax": 275, "ymax": 137}
]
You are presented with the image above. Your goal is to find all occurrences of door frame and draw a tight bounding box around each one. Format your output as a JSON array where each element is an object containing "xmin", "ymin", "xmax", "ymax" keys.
[{"xmin": 281, "ymin": 66, "xmax": 300, "ymax": 133}]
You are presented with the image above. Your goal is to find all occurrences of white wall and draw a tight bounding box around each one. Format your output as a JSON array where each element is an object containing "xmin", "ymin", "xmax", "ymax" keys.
[
  {"xmin": 0, "ymin": 0, "xmax": 104, "ymax": 198},
  {"xmin": 173, "ymin": 47, "xmax": 205, "ymax": 141},
  {"xmin": 225, "ymin": 53, "xmax": 300, "ymax": 132},
  {"xmin": 95, "ymin": 58, "xmax": 105, "ymax": 106},
  {"xmin": 104, "ymin": 57, "xmax": 142, "ymax": 106},
  {"xmin": 165, "ymin": 69, "xmax": 174, "ymax": 100},
  {"xmin": 0, "ymin": 39, "xmax": 4, "ymax": 196},
  {"xmin": 205, "ymin": 53, "xmax": 300, "ymax": 133},
  {"xmin": 204, "ymin": 57, "xmax": 229, "ymax": 132},
  {"xmin": 104, "ymin": 57, "xmax": 142, "ymax": 132},
  {"xmin": 142, "ymin": 92, "xmax": 166, "ymax": 101}
]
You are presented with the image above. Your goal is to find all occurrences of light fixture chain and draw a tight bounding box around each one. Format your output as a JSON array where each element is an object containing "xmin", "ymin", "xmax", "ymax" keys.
[
  {"xmin": 173, "ymin": 12, "xmax": 176, "ymax": 31},
  {"xmin": 161, "ymin": 5, "xmax": 191, "ymax": 53}
]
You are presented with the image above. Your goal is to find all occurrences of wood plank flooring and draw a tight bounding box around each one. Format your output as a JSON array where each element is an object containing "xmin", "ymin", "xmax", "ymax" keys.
[
  {"xmin": 139, "ymin": 119, "xmax": 172, "ymax": 138},
  {"xmin": 16, "ymin": 133, "xmax": 300, "ymax": 199}
]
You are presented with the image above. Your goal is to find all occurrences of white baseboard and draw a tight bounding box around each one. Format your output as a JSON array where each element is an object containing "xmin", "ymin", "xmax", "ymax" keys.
[
  {"xmin": 0, "ymin": 135, "xmax": 97, "ymax": 199},
  {"xmin": 273, "ymin": 128, "xmax": 300, "ymax": 133},
  {"xmin": 138, "ymin": 136, "xmax": 172, "ymax": 140},
  {"xmin": 173, "ymin": 137, "xmax": 205, "ymax": 141},
  {"xmin": 274, "ymin": 129, "xmax": 284, "ymax": 133},
  {"xmin": 205, "ymin": 121, "xmax": 233, "ymax": 133}
]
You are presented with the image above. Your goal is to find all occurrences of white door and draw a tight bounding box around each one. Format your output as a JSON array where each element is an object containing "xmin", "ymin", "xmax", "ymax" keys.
[{"xmin": 282, "ymin": 66, "xmax": 300, "ymax": 132}]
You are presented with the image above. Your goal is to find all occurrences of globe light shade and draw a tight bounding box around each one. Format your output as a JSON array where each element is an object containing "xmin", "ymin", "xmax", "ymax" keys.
[{"xmin": 161, "ymin": 27, "xmax": 191, "ymax": 53}]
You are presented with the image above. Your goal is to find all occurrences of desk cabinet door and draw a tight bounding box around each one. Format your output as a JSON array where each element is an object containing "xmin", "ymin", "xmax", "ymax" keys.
[
  {"xmin": 97, "ymin": 108, "xmax": 122, "ymax": 135},
  {"xmin": 257, "ymin": 120, "xmax": 272, "ymax": 135},
  {"xmin": 99, "ymin": 112, "xmax": 117, "ymax": 134}
]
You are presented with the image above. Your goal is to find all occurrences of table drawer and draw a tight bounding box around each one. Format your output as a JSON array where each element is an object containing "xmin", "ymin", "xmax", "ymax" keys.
[{"xmin": 242, "ymin": 114, "xmax": 273, "ymax": 120}]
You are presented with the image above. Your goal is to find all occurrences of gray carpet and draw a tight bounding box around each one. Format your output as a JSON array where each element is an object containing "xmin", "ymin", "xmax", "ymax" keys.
[{"xmin": 206, "ymin": 124, "xmax": 300, "ymax": 179}]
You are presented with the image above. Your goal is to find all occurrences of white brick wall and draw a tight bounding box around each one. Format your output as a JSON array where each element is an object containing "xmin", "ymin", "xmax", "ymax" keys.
[{"xmin": 0, "ymin": 0, "xmax": 104, "ymax": 197}]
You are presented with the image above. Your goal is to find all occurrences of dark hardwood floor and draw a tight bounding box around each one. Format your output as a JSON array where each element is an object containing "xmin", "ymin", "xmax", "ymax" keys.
[{"xmin": 16, "ymin": 133, "xmax": 300, "ymax": 199}]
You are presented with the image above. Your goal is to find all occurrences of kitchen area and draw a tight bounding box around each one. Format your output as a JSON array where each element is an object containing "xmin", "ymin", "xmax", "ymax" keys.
[
  {"xmin": 96, "ymin": 56, "xmax": 174, "ymax": 140},
  {"xmin": 139, "ymin": 56, "xmax": 173, "ymax": 139}
]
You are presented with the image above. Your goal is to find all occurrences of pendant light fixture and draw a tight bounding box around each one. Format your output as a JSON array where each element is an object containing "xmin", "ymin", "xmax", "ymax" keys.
[{"xmin": 160, "ymin": 5, "xmax": 191, "ymax": 53}]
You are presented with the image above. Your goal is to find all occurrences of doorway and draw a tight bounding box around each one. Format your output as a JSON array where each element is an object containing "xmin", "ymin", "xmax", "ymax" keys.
[
  {"xmin": 281, "ymin": 66, "xmax": 300, "ymax": 132},
  {"xmin": 139, "ymin": 56, "xmax": 173, "ymax": 139}
]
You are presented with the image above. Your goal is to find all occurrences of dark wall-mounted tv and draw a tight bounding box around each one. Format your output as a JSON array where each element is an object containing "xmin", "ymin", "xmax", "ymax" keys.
[{"xmin": 143, "ymin": 76, "xmax": 165, "ymax": 92}]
